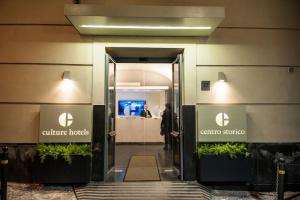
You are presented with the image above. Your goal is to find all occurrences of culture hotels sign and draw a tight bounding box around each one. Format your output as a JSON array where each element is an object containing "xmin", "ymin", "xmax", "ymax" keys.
[{"xmin": 39, "ymin": 105, "xmax": 92, "ymax": 143}]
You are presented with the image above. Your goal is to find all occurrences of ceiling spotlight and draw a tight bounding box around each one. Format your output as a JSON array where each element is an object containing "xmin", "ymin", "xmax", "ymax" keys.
[
  {"xmin": 218, "ymin": 72, "xmax": 226, "ymax": 82},
  {"xmin": 62, "ymin": 71, "xmax": 71, "ymax": 80}
]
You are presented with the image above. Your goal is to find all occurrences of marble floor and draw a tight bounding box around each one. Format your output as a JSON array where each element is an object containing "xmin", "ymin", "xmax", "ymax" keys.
[
  {"xmin": 7, "ymin": 182, "xmax": 76, "ymax": 200},
  {"xmin": 8, "ymin": 182, "xmax": 300, "ymax": 200},
  {"xmin": 212, "ymin": 190, "xmax": 300, "ymax": 200}
]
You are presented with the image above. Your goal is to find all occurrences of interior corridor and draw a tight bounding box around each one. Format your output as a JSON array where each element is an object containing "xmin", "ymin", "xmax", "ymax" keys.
[{"xmin": 106, "ymin": 144, "xmax": 179, "ymax": 182}]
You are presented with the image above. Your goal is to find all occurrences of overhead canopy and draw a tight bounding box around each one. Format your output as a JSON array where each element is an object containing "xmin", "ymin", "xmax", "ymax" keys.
[{"xmin": 65, "ymin": 4, "xmax": 225, "ymax": 36}]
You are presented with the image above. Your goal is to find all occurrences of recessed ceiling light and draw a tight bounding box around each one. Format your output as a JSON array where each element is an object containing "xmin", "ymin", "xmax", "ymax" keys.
[{"xmin": 80, "ymin": 25, "xmax": 211, "ymax": 30}]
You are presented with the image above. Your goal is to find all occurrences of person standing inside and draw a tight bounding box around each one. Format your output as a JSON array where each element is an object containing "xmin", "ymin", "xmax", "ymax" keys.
[
  {"xmin": 160, "ymin": 103, "xmax": 172, "ymax": 150},
  {"xmin": 140, "ymin": 104, "xmax": 152, "ymax": 118}
]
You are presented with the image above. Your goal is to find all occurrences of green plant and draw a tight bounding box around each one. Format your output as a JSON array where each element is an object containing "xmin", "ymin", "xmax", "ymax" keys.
[
  {"xmin": 37, "ymin": 144, "xmax": 92, "ymax": 164},
  {"xmin": 197, "ymin": 143, "xmax": 250, "ymax": 158}
]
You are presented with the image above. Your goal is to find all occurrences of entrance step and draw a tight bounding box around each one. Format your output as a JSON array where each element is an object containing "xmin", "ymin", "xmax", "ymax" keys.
[{"xmin": 74, "ymin": 181, "xmax": 211, "ymax": 200}]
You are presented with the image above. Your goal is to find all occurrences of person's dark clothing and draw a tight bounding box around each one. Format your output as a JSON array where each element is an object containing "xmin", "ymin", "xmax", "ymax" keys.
[
  {"xmin": 161, "ymin": 108, "xmax": 172, "ymax": 149},
  {"xmin": 140, "ymin": 109, "xmax": 152, "ymax": 118},
  {"xmin": 161, "ymin": 109, "xmax": 172, "ymax": 135}
]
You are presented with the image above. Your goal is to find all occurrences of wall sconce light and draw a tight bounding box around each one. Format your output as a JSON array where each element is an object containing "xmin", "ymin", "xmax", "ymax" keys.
[
  {"xmin": 218, "ymin": 72, "xmax": 226, "ymax": 82},
  {"xmin": 62, "ymin": 71, "xmax": 71, "ymax": 80}
]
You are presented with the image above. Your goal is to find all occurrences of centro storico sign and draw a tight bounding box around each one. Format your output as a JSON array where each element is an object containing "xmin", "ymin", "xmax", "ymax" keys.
[
  {"xmin": 197, "ymin": 105, "xmax": 247, "ymax": 142},
  {"xmin": 39, "ymin": 105, "xmax": 92, "ymax": 143}
]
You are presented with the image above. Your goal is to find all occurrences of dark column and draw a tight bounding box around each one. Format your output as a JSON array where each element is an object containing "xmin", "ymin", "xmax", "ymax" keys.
[
  {"xmin": 182, "ymin": 105, "xmax": 196, "ymax": 181},
  {"xmin": 91, "ymin": 105, "xmax": 106, "ymax": 181}
]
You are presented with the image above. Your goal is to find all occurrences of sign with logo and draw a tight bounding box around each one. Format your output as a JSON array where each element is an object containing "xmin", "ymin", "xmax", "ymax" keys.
[
  {"xmin": 39, "ymin": 105, "xmax": 92, "ymax": 143},
  {"xmin": 197, "ymin": 105, "xmax": 247, "ymax": 142}
]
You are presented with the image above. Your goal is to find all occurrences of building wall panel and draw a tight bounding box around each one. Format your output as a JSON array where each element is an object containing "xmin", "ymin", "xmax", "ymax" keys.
[
  {"xmin": 0, "ymin": 64, "xmax": 92, "ymax": 103},
  {"xmin": 196, "ymin": 66, "xmax": 300, "ymax": 142},
  {"xmin": 197, "ymin": 29, "xmax": 300, "ymax": 66},
  {"xmin": 84, "ymin": 0, "xmax": 300, "ymax": 29},
  {"xmin": 196, "ymin": 67, "xmax": 300, "ymax": 104},
  {"xmin": 0, "ymin": 26, "xmax": 93, "ymax": 65},
  {"xmin": 1, "ymin": 0, "xmax": 299, "ymax": 29},
  {"xmin": 247, "ymin": 105, "xmax": 300, "ymax": 143},
  {"xmin": 0, "ymin": 0, "xmax": 71, "ymax": 24},
  {"xmin": 0, "ymin": 105, "xmax": 40, "ymax": 143}
]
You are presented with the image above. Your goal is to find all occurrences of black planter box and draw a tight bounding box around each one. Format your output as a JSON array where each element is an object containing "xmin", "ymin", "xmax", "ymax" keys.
[
  {"xmin": 33, "ymin": 155, "xmax": 91, "ymax": 184},
  {"xmin": 197, "ymin": 154, "xmax": 253, "ymax": 182}
]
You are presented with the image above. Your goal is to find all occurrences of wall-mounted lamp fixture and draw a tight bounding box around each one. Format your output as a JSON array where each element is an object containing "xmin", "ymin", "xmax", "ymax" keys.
[
  {"xmin": 62, "ymin": 71, "xmax": 71, "ymax": 80},
  {"xmin": 218, "ymin": 72, "xmax": 226, "ymax": 82}
]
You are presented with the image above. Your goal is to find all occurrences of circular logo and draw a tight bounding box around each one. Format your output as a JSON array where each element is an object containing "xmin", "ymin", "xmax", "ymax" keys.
[
  {"xmin": 58, "ymin": 113, "xmax": 73, "ymax": 127},
  {"xmin": 216, "ymin": 113, "xmax": 230, "ymax": 127}
]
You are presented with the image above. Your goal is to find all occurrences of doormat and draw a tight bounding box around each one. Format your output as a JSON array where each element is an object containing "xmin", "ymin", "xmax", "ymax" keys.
[{"xmin": 124, "ymin": 155, "xmax": 161, "ymax": 181}]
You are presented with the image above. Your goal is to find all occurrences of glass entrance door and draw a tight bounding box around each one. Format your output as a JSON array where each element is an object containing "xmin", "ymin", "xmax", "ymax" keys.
[
  {"xmin": 171, "ymin": 53, "xmax": 183, "ymax": 180},
  {"xmin": 105, "ymin": 53, "xmax": 116, "ymax": 176}
]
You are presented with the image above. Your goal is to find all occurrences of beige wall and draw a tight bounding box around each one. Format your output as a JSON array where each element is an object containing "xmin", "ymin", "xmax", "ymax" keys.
[
  {"xmin": 0, "ymin": 26, "xmax": 92, "ymax": 64},
  {"xmin": 195, "ymin": 3, "xmax": 300, "ymax": 143},
  {"xmin": 197, "ymin": 29, "xmax": 300, "ymax": 66},
  {"xmin": 2, "ymin": 0, "xmax": 299, "ymax": 28},
  {"xmin": 197, "ymin": 67, "xmax": 300, "ymax": 104},
  {"xmin": 0, "ymin": 0, "xmax": 299, "ymax": 143},
  {"xmin": 0, "ymin": 64, "xmax": 92, "ymax": 103},
  {"xmin": 247, "ymin": 106, "xmax": 300, "ymax": 143},
  {"xmin": 0, "ymin": 2, "xmax": 93, "ymax": 143},
  {"xmin": 197, "ymin": 67, "xmax": 300, "ymax": 142},
  {"xmin": 0, "ymin": 105, "xmax": 40, "ymax": 143}
]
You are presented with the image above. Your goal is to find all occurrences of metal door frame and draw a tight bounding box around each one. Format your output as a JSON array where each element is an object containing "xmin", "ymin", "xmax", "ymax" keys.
[
  {"xmin": 103, "ymin": 49, "xmax": 186, "ymax": 181},
  {"xmin": 172, "ymin": 53, "xmax": 184, "ymax": 181},
  {"xmin": 104, "ymin": 53, "xmax": 117, "ymax": 178}
]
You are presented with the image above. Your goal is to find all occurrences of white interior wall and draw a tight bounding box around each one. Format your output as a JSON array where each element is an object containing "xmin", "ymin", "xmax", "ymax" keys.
[
  {"xmin": 116, "ymin": 63, "xmax": 172, "ymax": 86},
  {"xmin": 115, "ymin": 63, "xmax": 170, "ymax": 142},
  {"xmin": 115, "ymin": 63, "xmax": 172, "ymax": 117},
  {"xmin": 116, "ymin": 91, "xmax": 166, "ymax": 118}
]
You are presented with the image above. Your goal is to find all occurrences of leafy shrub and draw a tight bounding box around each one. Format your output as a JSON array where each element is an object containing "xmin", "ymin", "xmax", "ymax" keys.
[
  {"xmin": 197, "ymin": 143, "xmax": 250, "ymax": 158},
  {"xmin": 37, "ymin": 144, "xmax": 92, "ymax": 164}
]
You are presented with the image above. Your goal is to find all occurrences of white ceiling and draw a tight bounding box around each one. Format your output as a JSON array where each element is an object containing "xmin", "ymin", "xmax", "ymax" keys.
[{"xmin": 117, "ymin": 63, "xmax": 172, "ymax": 80}]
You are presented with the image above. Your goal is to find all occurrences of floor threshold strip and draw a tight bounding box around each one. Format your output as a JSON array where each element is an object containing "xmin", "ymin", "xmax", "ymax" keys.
[{"xmin": 74, "ymin": 181, "xmax": 211, "ymax": 200}]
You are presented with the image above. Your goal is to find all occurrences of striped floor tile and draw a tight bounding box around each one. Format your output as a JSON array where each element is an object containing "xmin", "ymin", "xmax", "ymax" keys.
[{"xmin": 74, "ymin": 181, "xmax": 211, "ymax": 200}]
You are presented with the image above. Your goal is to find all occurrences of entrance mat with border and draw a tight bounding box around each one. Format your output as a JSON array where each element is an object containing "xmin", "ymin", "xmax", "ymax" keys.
[{"xmin": 124, "ymin": 155, "xmax": 161, "ymax": 182}]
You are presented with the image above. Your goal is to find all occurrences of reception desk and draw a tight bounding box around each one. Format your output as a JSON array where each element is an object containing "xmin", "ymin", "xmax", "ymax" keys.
[{"xmin": 116, "ymin": 117, "xmax": 164, "ymax": 143}]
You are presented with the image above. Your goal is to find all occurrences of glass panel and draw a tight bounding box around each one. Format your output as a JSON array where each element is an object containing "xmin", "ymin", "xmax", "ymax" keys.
[
  {"xmin": 113, "ymin": 62, "xmax": 176, "ymax": 181},
  {"xmin": 172, "ymin": 61, "xmax": 181, "ymax": 172},
  {"xmin": 173, "ymin": 62, "xmax": 180, "ymax": 133},
  {"xmin": 106, "ymin": 55, "xmax": 116, "ymax": 172}
]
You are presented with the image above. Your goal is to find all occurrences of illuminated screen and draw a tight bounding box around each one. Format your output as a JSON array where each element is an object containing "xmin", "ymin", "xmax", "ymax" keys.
[{"xmin": 118, "ymin": 100, "xmax": 146, "ymax": 116}]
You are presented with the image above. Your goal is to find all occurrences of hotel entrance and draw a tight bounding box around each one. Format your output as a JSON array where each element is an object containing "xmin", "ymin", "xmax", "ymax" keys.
[{"xmin": 103, "ymin": 48, "xmax": 184, "ymax": 182}]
